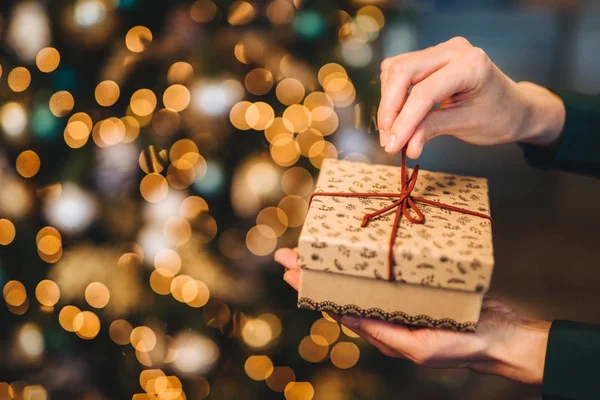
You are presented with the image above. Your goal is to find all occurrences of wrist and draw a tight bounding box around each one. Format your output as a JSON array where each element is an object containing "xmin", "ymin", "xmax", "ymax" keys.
[
  {"xmin": 516, "ymin": 81, "xmax": 566, "ymax": 148},
  {"xmin": 483, "ymin": 318, "xmax": 551, "ymax": 385}
]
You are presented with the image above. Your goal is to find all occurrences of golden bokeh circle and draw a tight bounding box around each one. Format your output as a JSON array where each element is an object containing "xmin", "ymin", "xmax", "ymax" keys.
[
  {"xmin": 139, "ymin": 145, "xmax": 168, "ymax": 174},
  {"xmin": 242, "ymin": 318, "xmax": 272, "ymax": 348},
  {"xmin": 228, "ymin": 1, "xmax": 256, "ymax": 25},
  {"xmin": 130, "ymin": 326, "xmax": 157, "ymax": 352},
  {"xmin": 3, "ymin": 280, "xmax": 27, "ymax": 307},
  {"xmin": 170, "ymin": 275, "xmax": 195, "ymax": 303},
  {"xmin": 190, "ymin": 0, "xmax": 217, "ymax": 23},
  {"xmin": 36, "ymin": 47, "xmax": 61, "ymax": 73},
  {"xmin": 281, "ymin": 167, "xmax": 314, "ymax": 197},
  {"xmin": 308, "ymin": 141, "xmax": 338, "ymax": 169},
  {"xmin": 49, "ymin": 91, "xmax": 75, "ymax": 117},
  {"xmin": 266, "ymin": 366, "xmax": 295, "ymax": 392},
  {"xmin": 58, "ymin": 305, "xmax": 81, "ymax": 332},
  {"xmin": 126, "ymin": 26, "xmax": 153, "ymax": 53},
  {"xmin": 140, "ymin": 173, "xmax": 169, "ymax": 203},
  {"xmin": 163, "ymin": 84, "xmax": 191, "ymax": 112},
  {"xmin": 270, "ymin": 134, "xmax": 300, "ymax": 167},
  {"xmin": 230, "ymin": 101, "xmax": 252, "ymax": 130},
  {"xmin": 246, "ymin": 225, "xmax": 277, "ymax": 256},
  {"xmin": 283, "ymin": 104, "xmax": 312, "ymax": 133},
  {"xmin": 264, "ymin": 117, "xmax": 294, "ymax": 143},
  {"xmin": 330, "ymin": 342, "xmax": 360, "ymax": 369},
  {"xmin": 73, "ymin": 311, "xmax": 101, "ymax": 339},
  {"xmin": 277, "ymin": 195, "xmax": 308, "ymax": 227},
  {"xmin": 186, "ymin": 280, "xmax": 210, "ymax": 308},
  {"xmin": 266, "ymin": 0, "xmax": 295, "ymax": 24},
  {"xmin": 99, "ymin": 117, "xmax": 126, "ymax": 145},
  {"xmin": 310, "ymin": 318, "xmax": 340, "ymax": 346},
  {"xmin": 154, "ymin": 249, "xmax": 182, "ymax": 277},
  {"xmin": 0, "ymin": 219, "xmax": 16, "ymax": 245},
  {"xmin": 85, "ymin": 282, "xmax": 110, "ymax": 308},
  {"xmin": 149, "ymin": 270, "xmax": 174, "ymax": 295},
  {"xmin": 284, "ymin": 382, "xmax": 315, "ymax": 400},
  {"xmin": 167, "ymin": 61, "xmax": 194, "ymax": 84},
  {"xmin": 276, "ymin": 78, "xmax": 305, "ymax": 105},
  {"xmin": 35, "ymin": 280, "xmax": 60, "ymax": 307},
  {"xmin": 130, "ymin": 89, "xmax": 157, "ymax": 117},
  {"xmin": 121, "ymin": 116, "xmax": 141, "ymax": 143},
  {"xmin": 95, "ymin": 80, "xmax": 121, "ymax": 107},
  {"xmin": 298, "ymin": 336, "xmax": 329, "ymax": 363},
  {"xmin": 244, "ymin": 68, "xmax": 273, "ymax": 96},
  {"xmin": 296, "ymin": 128, "xmax": 324, "ymax": 157},
  {"xmin": 180, "ymin": 196, "xmax": 209, "ymax": 219},
  {"xmin": 318, "ymin": 63, "xmax": 347, "ymax": 87},
  {"xmin": 109, "ymin": 319, "xmax": 133, "ymax": 345},
  {"xmin": 244, "ymin": 355, "xmax": 273, "ymax": 381},
  {"xmin": 15, "ymin": 150, "xmax": 41, "ymax": 178},
  {"xmin": 8, "ymin": 67, "xmax": 31, "ymax": 92},
  {"xmin": 256, "ymin": 207, "xmax": 288, "ymax": 237},
  {"xmin": 245, "ymin": 102, "xmax": 274, "ymax": 130}
]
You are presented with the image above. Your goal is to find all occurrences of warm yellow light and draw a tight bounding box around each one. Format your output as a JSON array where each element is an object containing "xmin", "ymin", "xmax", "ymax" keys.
[
  {"xmin": 95, "ymin": 80, "xmax": 120, "ymax": 107},
  {"xmin": 163, "ymin": 84, "xmax": 191, "ymax": 112},
  {"xmin": 8, "ymin": 67, "xmax": 31, "ymax": 92},
  {"xmin": 244, "ymin": 355, "xmax": 273, "ymax": 381},
  {"xmin": 126, "ymin": 26, "xmax": 153, "ymax": 53},
  {"xmin": 36, "ymin": 47, "xmax": 60, "ymax": 73},
  {"xmin": 35, "ymin": 280, "xmax": 60, "ymax": 307},
  {"xmin": 0, "ymin": 219, "xmax": 16, "ymax": 245},
  {"xmin": 84, "ymin": 282, "xmax": 110, "ymax": 308},
  {"xmin": 130, "ymin": 89, "xmax": 157, "ymax": 117},
  {"xmin": 49, "ymin": 91, "xmax": 75, "ymax": 117},
  {"xmin": 109, "ymin": 319, "xmax": 133, "ymax": 345}
]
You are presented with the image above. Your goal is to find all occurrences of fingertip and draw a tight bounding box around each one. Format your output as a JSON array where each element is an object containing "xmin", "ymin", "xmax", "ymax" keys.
[
  {"xmin": 384, "ymin": 134, "xmax": 396, "ymax": 153},
  {"xmin": 406, "ymin": 139, "xmax": 423, "ymax": 159}
]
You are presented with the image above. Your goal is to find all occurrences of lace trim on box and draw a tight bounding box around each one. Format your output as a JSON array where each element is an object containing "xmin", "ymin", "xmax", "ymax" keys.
[{"xmin": 298, "ymin": 297, "xmax": 477, "ymax": 332}]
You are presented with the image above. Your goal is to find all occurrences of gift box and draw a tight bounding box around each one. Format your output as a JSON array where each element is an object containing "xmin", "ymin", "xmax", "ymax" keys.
[{"xmin": 297, "ymin": 154, "xmax": 494, "ymax": 332}]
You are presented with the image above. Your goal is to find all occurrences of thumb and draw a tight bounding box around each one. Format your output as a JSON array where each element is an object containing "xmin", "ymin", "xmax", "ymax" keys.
[{"xmin": 405, "ymin": 107, "xmax": 469, "ymax": 159}]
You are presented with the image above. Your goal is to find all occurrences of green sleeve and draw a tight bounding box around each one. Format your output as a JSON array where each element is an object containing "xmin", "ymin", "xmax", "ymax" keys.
[
  {"xmin": 521, "ymin": 91, "xmax": 600, "ymax": 178},
  {"xmin": 543, "ymin": 320, "xmax": 600, "ymax": 399}
]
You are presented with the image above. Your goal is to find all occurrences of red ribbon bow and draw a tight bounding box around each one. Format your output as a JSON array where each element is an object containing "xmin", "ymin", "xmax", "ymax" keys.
[{"xmin": 309, "ymin": 150, "xmax": 493, "ymax": 281}]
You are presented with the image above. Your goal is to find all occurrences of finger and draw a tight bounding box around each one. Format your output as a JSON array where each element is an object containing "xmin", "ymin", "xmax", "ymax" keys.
[
  {"xmin": 274, "ymin": 248, "xmax": 300, "ymax": 270},
  {"xmin": 385, "ymin": 47, "xmax": 485, "ymax": 154},
  {"xmin": 341, "ymin": 316, "xmax": 418, "ymax": 353},
  {"xmin": 339, "ymin": 317, "xmax": 403, "ymax": 357},
  {"xmin": 380, "ymin": 53, "xmax": 412, "ymax": 72},
  {"xmin": 404, "ymin": 107, "xmax": 470, "ymax": 158},
  {"xmin": 283, "ymin": 269, "xmax": 300, "ymax": 291},
  {"xmin": 378, "ymin": 37, "xmax": 471, "ymax": 135}
]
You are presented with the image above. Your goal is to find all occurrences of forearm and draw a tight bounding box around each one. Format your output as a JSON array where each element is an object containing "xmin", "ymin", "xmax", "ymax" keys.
[
  {"xmin": 517, "ymin": 81, "xmax": 566, "ymax": 148},
  {"xmin": 469, "ymin": 317, "xmax": 551, "ymax": 385}
]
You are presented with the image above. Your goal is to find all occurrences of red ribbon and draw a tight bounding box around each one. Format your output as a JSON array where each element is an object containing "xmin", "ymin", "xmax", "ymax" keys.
[{"xmin": 309, "ymin": 149, "xmax": 493, "ymax": 281}]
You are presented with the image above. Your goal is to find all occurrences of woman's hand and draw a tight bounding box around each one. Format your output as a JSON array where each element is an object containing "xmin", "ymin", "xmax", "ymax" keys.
[
  {"xmin": 378, "ymin": 36, "xmax": 566, "ymax": 158},
  {"xmin": 275, "ymin": 247, "xmax": 551, "ymax": 385}
]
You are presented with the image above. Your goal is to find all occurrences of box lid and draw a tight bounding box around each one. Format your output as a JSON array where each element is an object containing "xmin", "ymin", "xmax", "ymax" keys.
[{"xmin": 298, "ymin": 158, "xmax": 494, "ymax": 293}]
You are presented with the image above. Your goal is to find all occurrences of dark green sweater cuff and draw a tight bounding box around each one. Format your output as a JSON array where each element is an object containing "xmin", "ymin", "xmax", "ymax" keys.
[
  {"xmin": 543, "ymin": 320, "xmax": 600, "ymax": 400},
  {"xmin": 521, "ymin": 90, "xmax": 600, "ymax": 177}
]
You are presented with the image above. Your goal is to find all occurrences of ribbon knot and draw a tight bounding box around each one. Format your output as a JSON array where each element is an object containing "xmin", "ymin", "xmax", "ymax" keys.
[{"xmin": 309, "ymin": 149, "xmax": 492, "ymax": 282}]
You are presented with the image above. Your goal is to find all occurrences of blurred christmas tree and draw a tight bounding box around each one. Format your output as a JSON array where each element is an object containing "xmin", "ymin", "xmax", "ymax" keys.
[{"xmin": 0, "ymin": 0, "xmax": 410, "ymax": 399}]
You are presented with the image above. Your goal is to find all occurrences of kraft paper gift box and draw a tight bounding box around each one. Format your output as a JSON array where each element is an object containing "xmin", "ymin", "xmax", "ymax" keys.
[{"xmin": 297, "ymin": 156, "xmax": 494, "ymax": 332}]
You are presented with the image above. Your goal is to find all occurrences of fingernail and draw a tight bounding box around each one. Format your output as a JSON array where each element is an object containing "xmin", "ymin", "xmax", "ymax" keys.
[
  {"xmin": 379, "ymin": 129, "xmax": 387, "ymax": 147},
  {"xmin": 341, "ymin": 315, "xmax": 360, "ymax": 328},
  {"xmin": 384, "ymin": 135, "xmax": 396, "ymax": 153},
  {"xmin": 417, "ymin": 142, "xmax": 424, "ymax": 157}
]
